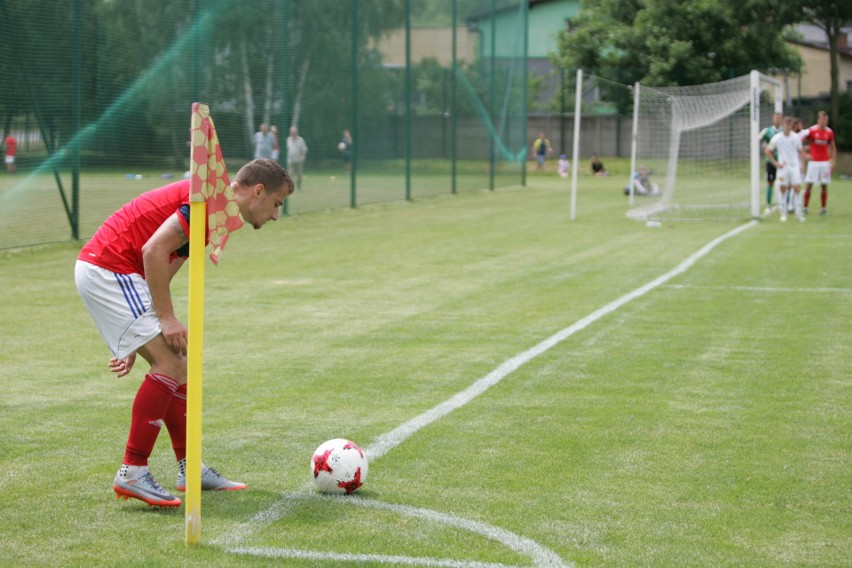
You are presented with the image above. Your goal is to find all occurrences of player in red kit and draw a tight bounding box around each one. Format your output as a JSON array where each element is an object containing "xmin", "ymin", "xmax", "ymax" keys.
[
  {"xmin": 76, "ymin": 159, "xmax": 293, "ymax": 507},
  {"xmin": 799, "ymin": 111, "xmax": 836, "ymax": 216}
]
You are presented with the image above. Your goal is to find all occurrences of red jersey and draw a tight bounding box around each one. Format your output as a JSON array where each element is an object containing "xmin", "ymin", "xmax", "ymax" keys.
[
  {"xmin": 4, "ymin": 135, "xmax": 16, "ymax": 156},
  {"xmin": 801, "ymin": 126, "xmax": 834, "ymax": 162},
  {"xmin": 79, "ymin": 180, "xmax": 195, "ymax": 277}
]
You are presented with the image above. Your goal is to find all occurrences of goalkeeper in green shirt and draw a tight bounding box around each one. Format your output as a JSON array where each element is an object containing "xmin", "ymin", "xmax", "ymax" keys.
[{"xmin": 759, "ymin": 112, "xmax": 783, "ymax": 214}]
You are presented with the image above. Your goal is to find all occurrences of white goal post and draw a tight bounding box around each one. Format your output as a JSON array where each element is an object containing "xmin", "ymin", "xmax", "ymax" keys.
[
  {"xmin": 626, "ymin": 71, "xmax": 783, "ymax": 221},
  {"xmin": 569, "ymin": 70, "xmax": 783, "ymax": 222}
]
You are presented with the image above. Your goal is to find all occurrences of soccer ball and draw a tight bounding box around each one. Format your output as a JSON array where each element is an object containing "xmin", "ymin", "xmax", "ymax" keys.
[{"xmin": 311, "ymin": 438, "xmax": 368, "ymax": 494}]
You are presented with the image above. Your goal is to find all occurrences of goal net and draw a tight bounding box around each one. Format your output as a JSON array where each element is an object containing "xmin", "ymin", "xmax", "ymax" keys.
[{"xmin": 626, "ymin": 71, "xmax": 782, "ymax": 221}]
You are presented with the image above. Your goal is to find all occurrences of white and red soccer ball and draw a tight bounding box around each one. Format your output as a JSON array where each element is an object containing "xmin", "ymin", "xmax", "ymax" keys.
[{"xmin": 311, "ymin": 438, "xmax": 368, "ymax": 494}]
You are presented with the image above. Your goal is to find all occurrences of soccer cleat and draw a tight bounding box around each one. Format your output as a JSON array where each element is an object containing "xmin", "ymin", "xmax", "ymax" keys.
[
  {"xmin": 763, "ymin": 207, "xmax": 772, "ymax": 215},
  {"xmin": 802, "ymin": 207, "xmax": 808, "ymax": 215},
  {"xmin": 779, "ymin": 214, "xmax": 787, "ymax": 223},
  {"xmin": 796, "ymin": 215, "xmax": 806, "ymax": 223},
  {"xmin": 176, "ymin": 458, "xmax": 247, "ymax": 491},
  {"xmin": 820, "ymin": 208, "xmax": 827, "ymax": 216},
  {"xmin": 114, "ymin": 467, "xmax": 181, "ymax": 508}
]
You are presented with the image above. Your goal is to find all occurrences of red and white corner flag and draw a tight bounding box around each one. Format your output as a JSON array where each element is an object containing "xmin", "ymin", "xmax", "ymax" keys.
[{"xmin": 189, "ymin": 102, "xmax": 243, "ymax": 263}]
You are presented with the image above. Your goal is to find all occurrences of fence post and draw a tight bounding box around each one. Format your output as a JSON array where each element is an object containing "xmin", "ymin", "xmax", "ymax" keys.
[
  {"xmin": 451, "ymin": 0, "xmax": 457, "ymax": 195},
  {"xmin": 404, "ymin": 0, "xmax": 412, "ymax": 200},
  {"xmin": 350, "ymin": 0, "xmax": 359, "ymax": 208}
]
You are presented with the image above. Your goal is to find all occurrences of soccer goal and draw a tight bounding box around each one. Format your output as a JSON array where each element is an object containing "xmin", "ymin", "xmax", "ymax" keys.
[{"xmin": 625, "ymin": 71, "xmax": 782, "ymax": 221}]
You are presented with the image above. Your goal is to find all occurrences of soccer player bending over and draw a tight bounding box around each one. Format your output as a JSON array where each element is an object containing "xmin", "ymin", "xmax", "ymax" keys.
[{"xmin": 75, "ymin": 159, "xmax": 293, "ymax": 507}]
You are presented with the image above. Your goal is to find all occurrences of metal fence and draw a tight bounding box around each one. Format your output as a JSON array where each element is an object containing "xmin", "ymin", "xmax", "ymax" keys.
[{"xmin": 0, "ymin": 0, "xmax": 529, "ymax": 249}]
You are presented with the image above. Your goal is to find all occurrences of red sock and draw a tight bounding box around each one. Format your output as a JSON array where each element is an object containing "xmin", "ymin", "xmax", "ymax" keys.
[
  {"xmin": 804, "ymin": 188, "xmax": 811, "ymax": 208},
  {"xmin": 123, "ymin": 373, "xmax": 179, "ymax": 466},
  {"xmin": 821, "ymin": 188, "xmax": 827, "ymax": 208},
  {"xmin": 163, "ymin": 383, "xmax": 187, "ymax": 462}
]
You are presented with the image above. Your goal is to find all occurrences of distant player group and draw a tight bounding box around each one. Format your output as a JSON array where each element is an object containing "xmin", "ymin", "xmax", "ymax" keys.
[{"xmin": 760, "ymin": 110, "xmax": 836, "ymax": 222}]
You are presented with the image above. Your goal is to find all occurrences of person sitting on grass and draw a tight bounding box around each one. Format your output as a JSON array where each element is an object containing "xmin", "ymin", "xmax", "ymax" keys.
[
  {"xmin": 557, "ymin": 154, "xmax": 571, "ymax": 178},
  {"xmin": 625, "ymin": 165, "xmax": 659, "ymax": 196},
  {"xmin": 590, "ymin": 153, "xmax": 608, "ymax": 176}
]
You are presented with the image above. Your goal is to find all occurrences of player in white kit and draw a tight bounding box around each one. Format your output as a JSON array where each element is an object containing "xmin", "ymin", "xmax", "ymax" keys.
[{"xmin": 765, "ymin": 117, "xmax": 806, "ymax": 223}]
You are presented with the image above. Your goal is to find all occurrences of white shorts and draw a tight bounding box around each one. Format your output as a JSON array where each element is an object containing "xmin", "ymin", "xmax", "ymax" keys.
[
  {"xmin": 776, "ymin": 165, "xmax": 802, "ymax": 188},
  {"xmin": 4, "ymin": 155, "xmax": 14, "ymax": 165},
  {"xmin": 75, "ymin": 260, "xmax": 161, "ymax": 359},
  {"xmin": 804, "ymin": 161, "xmax": 831, "ymax": 185}
]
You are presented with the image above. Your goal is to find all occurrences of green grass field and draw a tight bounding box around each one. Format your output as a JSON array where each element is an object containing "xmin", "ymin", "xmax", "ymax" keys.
[{"xmin": 0, "ymin": 171, "xmax": 850, "ymax": 567}]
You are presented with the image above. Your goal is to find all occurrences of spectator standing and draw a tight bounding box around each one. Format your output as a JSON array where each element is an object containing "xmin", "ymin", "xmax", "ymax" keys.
[
  {"xmin": 532, "ymin": 132, "xmax": 553, "ymax": 171},
  {"xmin": 286, "ymin": 126, "xmax": 308, "ymax": 191},
  {"xmin": 4, "ymin": 131, "xmax": 16, "ymax": 174},
  {"xmin": 339, "ymin": 130, "xmax": 353, "ymax": 172},
  {"xmin": 253, "ymin": 123, "xmax": 275, "ymax": 160}
]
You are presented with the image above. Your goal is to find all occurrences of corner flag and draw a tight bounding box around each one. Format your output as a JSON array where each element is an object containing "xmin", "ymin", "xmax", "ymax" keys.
[
  {"xmin": 189, "ymin": 102, "xmax": 243, "ymax": 263},
  {"xmin": 185, "ymin": 103, "xmax": 238, "ymax": 545}
]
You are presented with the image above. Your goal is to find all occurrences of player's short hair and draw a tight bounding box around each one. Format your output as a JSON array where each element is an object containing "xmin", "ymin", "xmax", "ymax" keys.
[{"xmin": 235, "ymin": 158, "xmax": 294, "ymax": 195}]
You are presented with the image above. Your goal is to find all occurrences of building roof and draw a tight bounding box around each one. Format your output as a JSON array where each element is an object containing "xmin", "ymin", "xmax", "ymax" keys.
[{"xmin": 789, "ymin": 23, "xmax": 852, "ymax": 55}]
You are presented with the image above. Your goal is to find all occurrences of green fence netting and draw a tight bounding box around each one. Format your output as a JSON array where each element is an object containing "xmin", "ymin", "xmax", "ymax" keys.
[{"xmin": 0, "ymin": 0, "xmax": 528, "ymax": 249}]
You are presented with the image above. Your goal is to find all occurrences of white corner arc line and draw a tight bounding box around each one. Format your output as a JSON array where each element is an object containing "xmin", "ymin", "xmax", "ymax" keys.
[
  {"xmin": 365, "ymin": 220, "xmax": 757, "ymax": 461},
  {"xmin": 218, "ymin": 220, "xmax": 756, "ymax": 562},
  {"xmin": 227, "ymin": 494, "xmax": 568, "ymax": 568},
  {"xmin": 228, "ymin": 547, "xmax": 520, "ymax": 568}
]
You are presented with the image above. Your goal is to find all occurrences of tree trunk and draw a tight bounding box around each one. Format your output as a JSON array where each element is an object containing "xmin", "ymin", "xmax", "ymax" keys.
[
  {"xmin": 241, "ymin": 42, "xmax": 255, "ymax": 149},
  {"xmin": 827, "ymin": 26, "xmax": 840, "ymax": 123},
  {"xmin": 264, "ymin": 52, "xmax": 274, "ymax": 126},
  {"xmin": 291, "ymin": 58, "xmax": 310, "ymax": 129}
]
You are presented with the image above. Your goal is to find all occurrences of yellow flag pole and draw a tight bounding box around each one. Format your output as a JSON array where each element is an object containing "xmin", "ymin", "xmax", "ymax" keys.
[{"xmin": 185, "ymin": 104, "xmax": 207, "ymax": 545}]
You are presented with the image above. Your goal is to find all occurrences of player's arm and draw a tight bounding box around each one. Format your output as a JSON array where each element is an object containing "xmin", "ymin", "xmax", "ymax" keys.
[
  {"xmin": 829, "ymin": 136, "xmax": 836, "ymax": 170},
  {"xmin": 764, "ymin": 143, "xmax": 780, "ymax": 168},
  {"xmin": 142, "ymin": 213, "xmax": 189, "ymax": 354},
  {"xmin": 168, "ymin": 257, "xmax": 186, "ymax": 281}
]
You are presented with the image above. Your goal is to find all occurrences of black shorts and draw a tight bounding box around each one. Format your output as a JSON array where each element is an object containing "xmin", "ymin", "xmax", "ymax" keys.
[{"xmin": 765, "ymin": 162, "xmax": 777, "ymax": 184}]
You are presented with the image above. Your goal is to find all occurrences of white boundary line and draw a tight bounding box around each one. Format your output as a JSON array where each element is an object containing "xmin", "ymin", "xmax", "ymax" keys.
[
  {"xmin": 364, "ymin": 220, "xmax": 757, "ymax": 462},
  {"xmin": 665, "ymin": 284, "xmax": 850, "ymax": 293},
  {"xmin": 229, "ymin": 547, "xmax": 519, "ymax": 568},
  {"xmin": 219, "ymin": 220, "xmax": 758, "ymax": 565}
]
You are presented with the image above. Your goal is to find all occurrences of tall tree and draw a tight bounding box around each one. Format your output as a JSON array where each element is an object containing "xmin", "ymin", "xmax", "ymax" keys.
[
  {"xmin": 553, "ymin": 0, "xmax": 802, "ymax": 87},
  {"xmin": 801, "ymin": 0, "xmax": 852, "ymax": 123}
]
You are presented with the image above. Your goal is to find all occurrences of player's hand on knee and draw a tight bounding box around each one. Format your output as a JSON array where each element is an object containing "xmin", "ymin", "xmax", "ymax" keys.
[{"xmin": 160, "ymin": 317, "xmax": 188, "ymax": 355}]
